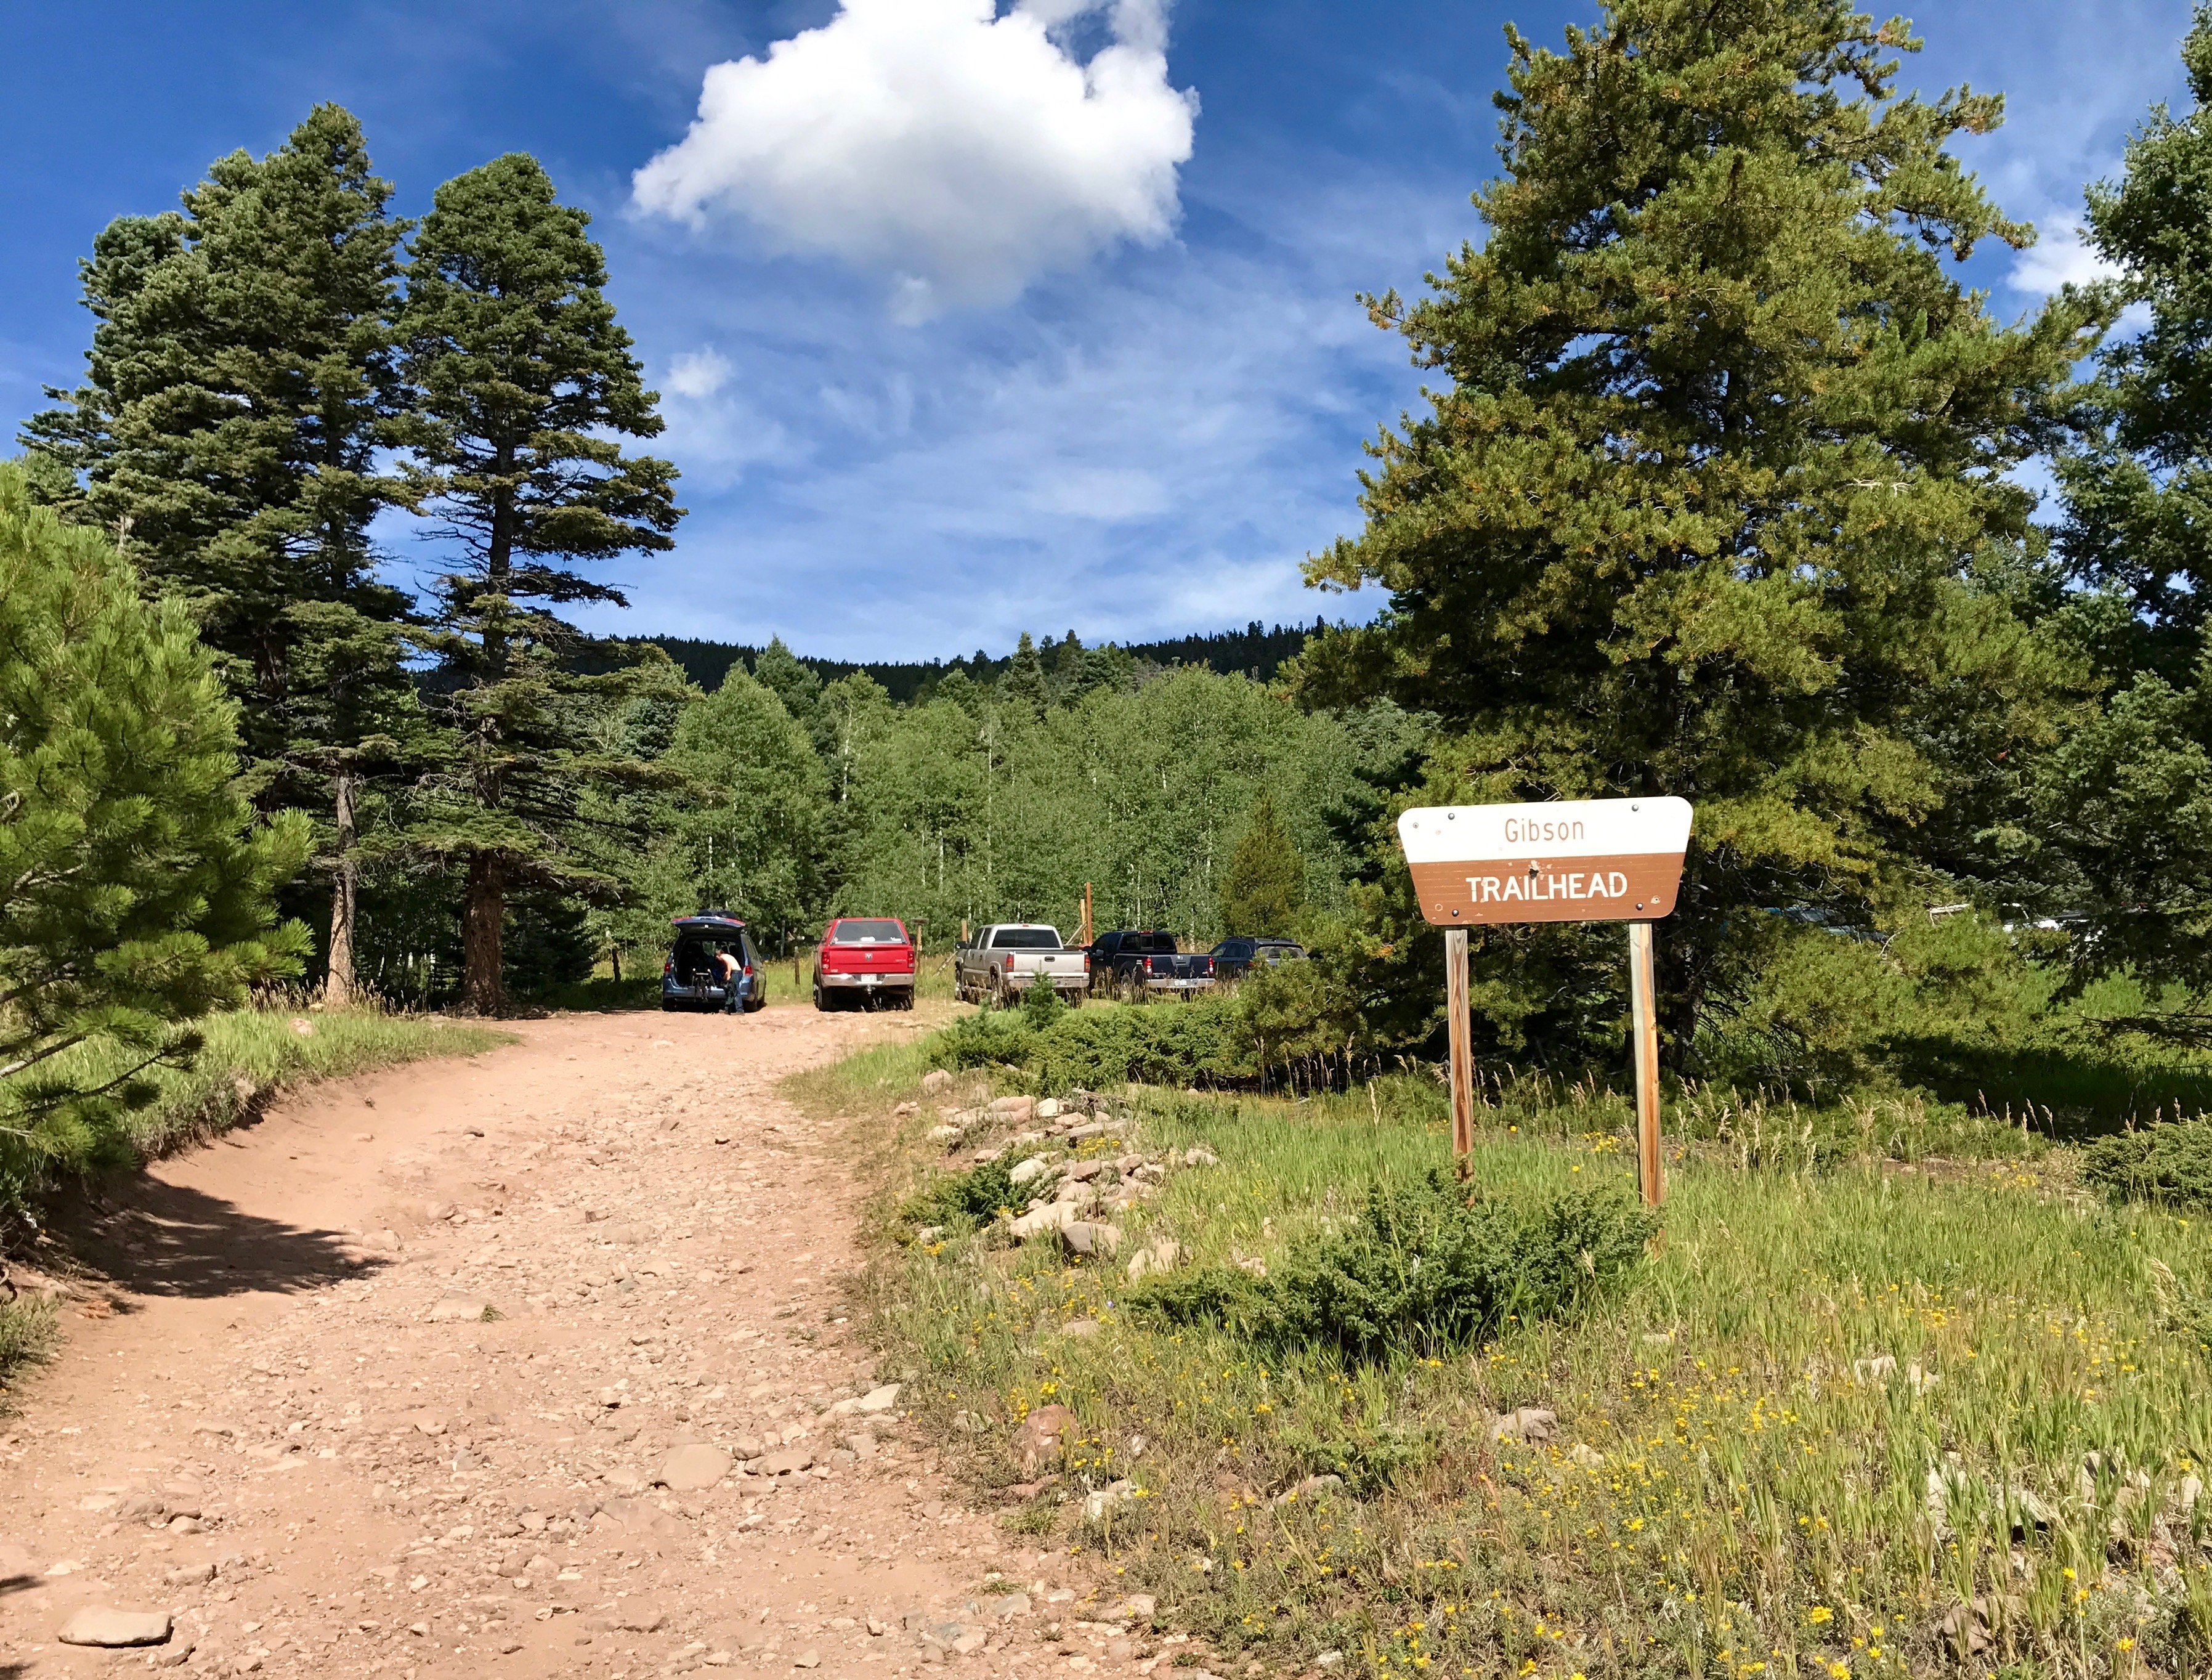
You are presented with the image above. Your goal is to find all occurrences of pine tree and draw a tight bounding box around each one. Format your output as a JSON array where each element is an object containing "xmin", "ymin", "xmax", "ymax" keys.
[
  {"xmin": 1001, "ymin": 631, "xmax": 1051, "ymax": 715},
  {"xmin": 2040, "ymin": 5, "xmax": 2212, "ymax": 983},
  {"xmin": 1302, "ymin": 0, "xmax": 2097, "ymax": 1061},
  {"xmin": 398, "ymin": 153, "xmax": 684, "ymax": 1013},
  {"xmin": 20, "ymin": 105, "xmax": 417, "ymax": 1002},
  {"xmin": 0, "ymin": 465, "xmax": 310, "ymax": 1209},
  {"xmin": 1220, "ymin": 793, "xmax": 1307, "ymax": 937}
]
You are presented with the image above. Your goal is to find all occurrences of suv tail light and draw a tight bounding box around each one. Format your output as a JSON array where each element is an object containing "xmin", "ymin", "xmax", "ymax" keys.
[
  {"xmin": 662, "ymin": 957, "xmax": 673, "ymax": 976},
  {"xmin": 1144, "ymin": 956, "xmax": 1156, "ymax": 972}
]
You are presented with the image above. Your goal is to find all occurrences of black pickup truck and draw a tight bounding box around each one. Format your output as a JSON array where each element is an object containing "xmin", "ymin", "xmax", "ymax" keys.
[{"xmin": 1088, "ymin": 928, "xmax": 1216, "ymax": 1000}]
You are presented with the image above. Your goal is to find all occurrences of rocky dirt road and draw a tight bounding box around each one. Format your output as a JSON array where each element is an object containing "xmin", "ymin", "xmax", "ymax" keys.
[{"xmin": 0, "ymin": 1006, "xmax": 1127, "ymax": 1679}]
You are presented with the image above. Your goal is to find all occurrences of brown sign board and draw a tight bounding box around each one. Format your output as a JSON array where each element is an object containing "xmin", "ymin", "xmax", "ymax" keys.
[{"xmin": 1397, "ymin": 798, "xmax": 1693, "ymax": 926}]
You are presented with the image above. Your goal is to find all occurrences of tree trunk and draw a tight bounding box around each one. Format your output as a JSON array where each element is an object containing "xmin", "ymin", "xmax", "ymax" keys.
[
  {"xmin": 461, "ymin": 853, "xmax": 508, "ymax": 1016},
  {"xmin": 610, "ymin": 947, "xmax": 622, "ymax": 983},
  {"xmin": 325, "ymin": 767, "xmax": 359, "ymax": 1008}
]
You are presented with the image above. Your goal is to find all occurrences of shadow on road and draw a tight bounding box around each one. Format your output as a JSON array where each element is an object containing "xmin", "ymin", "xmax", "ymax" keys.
[{"xmin": 47, "ymin": 1179, "xmax": 385, "ymax": 1301}]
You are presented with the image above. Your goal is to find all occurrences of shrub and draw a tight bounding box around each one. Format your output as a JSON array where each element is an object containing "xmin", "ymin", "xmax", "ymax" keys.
[
  {"xmin": 1128, "ymin": 1171, "xmax": 1657, "ymax": 1361},
  {"xmin": 2082, "ymin": 1118, "xmax": 2212, "ymax": 1211},
  {"xmin": 1019, "ymin": 973, "xmax": 1066, "ymax": 1028},
  {"xmin": 900, "ymin": 1155, "xmax": 1023, "ymax": 1234},
  {"xmin": 926, "ymin": 1011, "xmax": 1038, "ymax": 1072}
]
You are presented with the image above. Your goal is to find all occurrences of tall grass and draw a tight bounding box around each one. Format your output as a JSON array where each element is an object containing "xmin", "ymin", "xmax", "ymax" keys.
[{"xmin": 807, "ymin": 1047, "xmax": 2212, "ymax": 1678}]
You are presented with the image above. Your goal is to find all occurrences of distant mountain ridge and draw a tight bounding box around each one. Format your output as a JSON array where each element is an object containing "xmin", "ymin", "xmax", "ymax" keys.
[{"xmin": 647, "ymin": 618, "xmax": 1327, "ymax": 704}]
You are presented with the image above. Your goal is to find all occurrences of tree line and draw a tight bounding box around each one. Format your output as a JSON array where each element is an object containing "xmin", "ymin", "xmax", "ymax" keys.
[{"xmin": 17, "ymin": 0, "xmax": 2212, "ymax": 1112}]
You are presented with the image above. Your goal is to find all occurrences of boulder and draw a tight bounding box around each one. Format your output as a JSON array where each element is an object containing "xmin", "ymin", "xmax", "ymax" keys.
[
  {"xmin": 1126, "ymin": 1238, "xmax": 1181, "ymax": 1280},
  {"xmin": 1489, "ymin": 1407, "xmax": 1557, "ymax": 1443},
  {"xmin": 1012, "ymin": 1403, "xmax": 1077, "ymax": 1472},
  {"xmin": 756, "ymin": 1447, "xmax": 815, "ymax": 1476},
  {"xmin": 988, "ymin": 1095, "xmax": 1037, "ymax": 1120},
  {"xmin": 1082, "ymin": 1479, "xmax": 1137, "ymax": 1523},
  {"xmin": 426, "ymin": 1296, "xmax": 488, "ymax": 1323},
  {"xmin": 922, "ymin": 1069, "xmax": 955, "ymax": 1095},
  {"xmin": 657, "ymin": 1443, "xmax": 734, "ymax": 1492},
  {"xmin": 1035, "ymin": 1098, "xmax": 1063, "ymax": 1121},
  {"xmin": 59, "ymin": 1607, "xmax": 171, "ymax": 1648},
  {"xmin": 1008, "ymin": 1157, "xmax": 1051, "ymax": 1187},
  {"xmin": 1061, "ymin": 1220, "xmax": 1121, "ymax": 1258},
  {"xmin": 1007, "ymin": 1204, "xmax": 1074, "ymax": 1242}
]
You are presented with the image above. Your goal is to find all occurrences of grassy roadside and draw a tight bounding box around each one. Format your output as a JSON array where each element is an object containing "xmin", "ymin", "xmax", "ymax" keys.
[
  {"xmin": 1, "ymin": 1004, "xmax": 511, "ymax": 1402},
  {"xmin": 794, "ymin": 1011, "xmax": 2212, "ymax": 1680}
]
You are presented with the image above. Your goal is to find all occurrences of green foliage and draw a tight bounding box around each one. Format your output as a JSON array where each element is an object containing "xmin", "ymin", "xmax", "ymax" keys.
[
  {"xmin": 398, "ymin": 152, "xmax": 686, "ymax": 1012},
  {"xmin": 1018, "ymin": 972, "xmax": 1066, "ymax": 1028},
  {"xmin": 900, "ymin": 1155, "xmax": 1023, "ymax": 1234},
  {"xmin": 2082, "ymin": 1119, "xmax": 2212, "ymax": 1212},
  {"xmin": 16, "ymin": 105, "xmax": 424, "ymax": 1000},
  {"xmin": 0, "ymin": 465, "xmax": 312, "ymax": 1216},
  {"xmin": 1218, "ymin": 793, "xmax": 1305, "ymax": 937},
  {"xmin": 663, "ymin": 668, "xmax": 829, "ymax": 945},
  {"xmin": 1128, "ymin": 1171, "xmax": 1655, "ymax": 1361},
  {"xmin": 1302, "ymin": 0, "xmax": 2100, "ymax": 1065}
]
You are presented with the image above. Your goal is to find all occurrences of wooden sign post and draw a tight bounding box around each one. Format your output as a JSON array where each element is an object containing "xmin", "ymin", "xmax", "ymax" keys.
[{"xmin": 1397, "ymin": 797, "xmax": 1692, "ymax": 1205}]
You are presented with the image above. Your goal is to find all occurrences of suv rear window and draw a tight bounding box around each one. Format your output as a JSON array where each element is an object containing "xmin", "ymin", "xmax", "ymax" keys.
[
  {"xmin": 831, "ymin": 919, "xmax": 905, "ymax": 944},
  {"xmin": 991, "ymin": 927, "xmax": 1063, "ymax": 949}
]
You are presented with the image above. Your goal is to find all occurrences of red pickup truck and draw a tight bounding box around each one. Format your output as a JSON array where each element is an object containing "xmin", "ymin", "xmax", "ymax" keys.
[{"xmin": 812, "ymin": 917, "xmax": 917, "ymax": 1011}]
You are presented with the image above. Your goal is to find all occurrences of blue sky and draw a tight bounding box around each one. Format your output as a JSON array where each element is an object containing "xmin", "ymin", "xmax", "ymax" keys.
[{"xmin": 0, "ymin": 0, "xmax": 2196, "ymax": 661}]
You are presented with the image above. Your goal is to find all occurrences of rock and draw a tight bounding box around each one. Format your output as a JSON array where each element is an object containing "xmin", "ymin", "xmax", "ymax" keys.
[
  {"xmin": 115, "ymin": 1491, "xmax": 166, "ymax": 1522},
  {"xmin": 794, "ymin": 1649, "xmax": 822, "ymax": 1668},
  {"xmin": 984, "ymin": 1592, "xmax": 1032, "ymax": 1620},
  {"xmin": 757, "ymin": 1447, "xmax": 815, "ymax": 1476},
  {"xmin": 1106, "ymin": 1637, "xmax": 1136, "ymax": 1660},
  {"xmin": 1906, "ymin": 1361, "xmax": 1940, "ymax": 1396},
  {"xmin": 1489, "ymin": 1407, "xmax": 1557, "ymax": 1444},
  {"xmin": 164, "ymin": 1562, "xmax": 216, "ymax": 1586},
  {"xmin": 604, "ymin": 1465, "xmax": 649, "ymax": 1495},
  {"xmin": 59, "ymin": 1607, "xmax": 172, "ymax": 1647},
  {"xmin": 1082, "ymin": 1479, "xmax": 1137, "ymax": 1523},
  {"xmin": 425, "ymin": 1201, "xmax": 456, "ymax": 1222},
  {"xmin": 1035, "ymin": 1098, "xmax": 1063, "ymax": 1121},
  {"xmin": 606, "ymin": 1602, "xmax": 666, "ymax": 1633},
  {"xmin": 1852, "ymin": 1354, "xmax": 1898, "ymax": 1384},
  {"xmin": 989, "ymin": 1095, "xmax": 1037, "ymax": 1119},
  {"xmin": 1233, "ymin": 1256, "xmax": 1267, "ymax": 1278},
  {"xmin": 426, "ymin": 1296, "xmax": 488, "ymax": 1323},
  {"xmin": 1109, "ymin": 1593, "xmax": 1156, "ymax": 1621},
  {"xmin": 1062, "ymin": 1159, "xmax": 1109, "ymax": 1183},
  {"xmin": 843, "ymin": 1432, "xmax": 877, "ymax": 1459},
  {"xmin": 922, "ymin": 1069, "xmax": 955, "ymax": 1095},
  {"xmin": 1182, "ymin": 1146, "xmax": 1218, "ymax": 1166},
  {"xmin": 1126, "ymin": 1238, "xmax": 1181, "ymax": 1280},
  {"xmin": 658, "ymin": 1443, "xmax": 734, "ymax": 1492},
  {"xmin": 1316, "ymin": 1652, "xmax": 1345, "ymax": 1670},
  {"xmin": 1008, "ymin": 1157, "xmax": 1051, "ymax": 1187},
  {"xmin": 1058, "ymin": 1318, "xmax": 1102, "ymax": 1339},
  {"xmin": 1008, "ymin": 1204, "xmax": 1074, "ymax": 1242},
  {"xmin": 1061, "ymin": 1220, "xmax": 1120, "ymax": 1258},
  {"xmin": 1274, "ymin": 1475, "xmax": 1342, "ymax": 1504},
  {"xmin": 1568, "ymin": 1443, "xmax": 1605, "ymax": 1469},
  {"xmin": 1013, "ymin": 1403, "xmax": 1078, "ymax": 1472},
  {"xmin": 926, "ymin": 1125, "xmax": 962, "ymax": 1143},
  {"xmin": 154, "ymin": 1639, "xmax": 197, "ymax": 1668},
  {"xmin": 830, "ymin": 1382, "xmax": 902, "ymax": 1418},
  {"xmin": 409, "ymin": 1412, "xmax": 448, "ymax": 1436},
  {"xmin": 951, "ymin": 1629, "xmax": 988, "ymax": 1655}
]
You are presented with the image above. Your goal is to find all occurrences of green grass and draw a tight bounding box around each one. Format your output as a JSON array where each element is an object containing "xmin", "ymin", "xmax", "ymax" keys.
[{"xmin": 803, "ymin": 1036, "xmax": 2212, "ymax": 1680}]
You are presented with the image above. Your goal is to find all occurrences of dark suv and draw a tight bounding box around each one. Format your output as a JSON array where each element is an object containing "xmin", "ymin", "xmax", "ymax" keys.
[
  {"xmin": 661, "ymin": 913, "xmax": 766, "ymax": 1013},
  {"xmin": 1210, "ymin": 936, "xmax": 1307, "ymax": 979}
]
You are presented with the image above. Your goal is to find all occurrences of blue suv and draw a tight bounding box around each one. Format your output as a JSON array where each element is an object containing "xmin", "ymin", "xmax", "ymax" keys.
[{"xmin": 660, "ymin": 914, "xmax": 766, "ymax": 1013}]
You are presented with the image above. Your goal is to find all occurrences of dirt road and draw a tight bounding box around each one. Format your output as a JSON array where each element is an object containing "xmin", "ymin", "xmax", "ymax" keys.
[{"xmin": 0, "ymin": 1007, "xmax": 1106, "ymax": 1678}]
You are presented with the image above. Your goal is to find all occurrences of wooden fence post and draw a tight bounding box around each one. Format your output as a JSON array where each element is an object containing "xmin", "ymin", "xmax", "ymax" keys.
[
  {"xmin": 1444, "ymin": 927, "xmax": 1473, "ymax": 1172},
  {"xmin": 1628, "ymin": 920, "xmax": 1663, "ymax": 1206}
]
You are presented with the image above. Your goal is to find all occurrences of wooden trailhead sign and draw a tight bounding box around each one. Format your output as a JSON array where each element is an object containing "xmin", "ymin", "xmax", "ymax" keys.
[
  {"xmin": 1395, "ymin": 797, "xmax": 1694, "ymax": 1208},
  {"xmin": 1397, "ymin": 797, "xmax": 1693, "ymax": 926}
]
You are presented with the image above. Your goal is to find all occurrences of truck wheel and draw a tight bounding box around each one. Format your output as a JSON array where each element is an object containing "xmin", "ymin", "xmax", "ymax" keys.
[
  {"xmin": 812, "ymin": 980, "xmax": 829, "ymax": 1012},
  {"xmin": 894, "ymin": 988, "xmax": 915, "ymax": 1012}
]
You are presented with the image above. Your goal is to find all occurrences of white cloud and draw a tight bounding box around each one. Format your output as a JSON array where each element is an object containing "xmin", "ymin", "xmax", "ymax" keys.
[
  {"xmin": 666, "ymin": 346, "xmax": 732, "ymax": 397},
  {"xmin": 2007, "ymin": 222, "xmax": 2121, "ymax": 296},
  {"xmin": 630, "ymin": 0, "xmax": 1197, "ymax": 319}
]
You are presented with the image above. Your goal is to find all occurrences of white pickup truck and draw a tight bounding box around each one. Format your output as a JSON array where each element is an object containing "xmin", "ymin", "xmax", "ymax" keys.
[{"xmin": 954, "ymin": 924, "xmax": 1090, "ymax": 1007}]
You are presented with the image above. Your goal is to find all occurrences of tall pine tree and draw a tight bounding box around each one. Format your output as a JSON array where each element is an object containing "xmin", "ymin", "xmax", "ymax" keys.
[
  {"xmin": 399, "ymin": 153, "xmax": 684, "ymax": 1014},
  {"xmin": 21, "ymin": 105, "xmax": 417, "ymax": 1002},
  {"xmin": 1303, "ymin": 0, "xmax": 2099, "ymax": 1063},
  {"xmin": 2041, "ymin": 5, "xmax": 2212, "ymax": 985}
]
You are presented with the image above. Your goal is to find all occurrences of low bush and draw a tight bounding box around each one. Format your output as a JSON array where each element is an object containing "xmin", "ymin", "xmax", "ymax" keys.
[
  {"xmin": 899, "ymin": 1155, "xmax": 1023, "ymax": 1235},
  {"xmin": 2082, "ymin": 1117, "xmax": 2212, "ymax": 1211},
  {"xmin": 1128, "ymin": 1170, "xmax": 1657, "ymax": 1360}
]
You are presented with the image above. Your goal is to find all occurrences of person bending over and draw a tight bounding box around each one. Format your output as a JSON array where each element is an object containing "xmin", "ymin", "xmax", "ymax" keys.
[{"xmin": 713, "ymin": 945, "xmax": 743, "ymax": 1013}]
